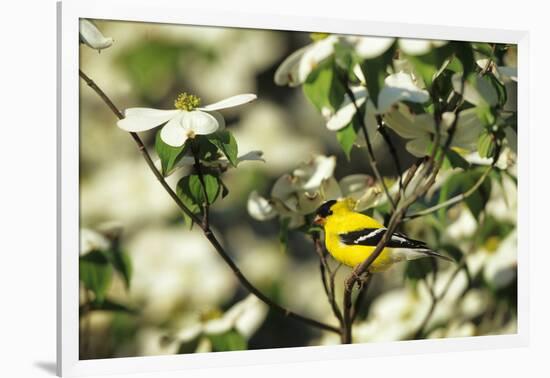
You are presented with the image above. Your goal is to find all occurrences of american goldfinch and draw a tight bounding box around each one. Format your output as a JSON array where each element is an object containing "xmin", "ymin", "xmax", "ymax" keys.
[{"xmin": 313, "ymin": 198, "xmax": 452, "ymax": 272}]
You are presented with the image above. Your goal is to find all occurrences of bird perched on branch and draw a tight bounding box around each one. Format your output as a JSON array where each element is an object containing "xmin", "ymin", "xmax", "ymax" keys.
[{"xmin": 313, "ymin": 198, "xmax": 453, "ymax": 272}]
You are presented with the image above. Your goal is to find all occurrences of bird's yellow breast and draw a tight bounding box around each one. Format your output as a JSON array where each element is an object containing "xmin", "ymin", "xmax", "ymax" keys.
[{"xmin": 323, "ymin": 211, "xmax": 396, "ymax": 272}]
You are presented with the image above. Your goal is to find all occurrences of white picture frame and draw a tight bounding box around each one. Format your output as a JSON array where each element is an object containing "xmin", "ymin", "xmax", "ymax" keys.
[{"xmin": 57, "ymin": 1, "xmax": 530, "ymax": 376}]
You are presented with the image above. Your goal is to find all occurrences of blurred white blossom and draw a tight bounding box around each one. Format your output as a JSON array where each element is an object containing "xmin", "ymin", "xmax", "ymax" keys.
[
  {"xmin": 398, "ymin": 38, "xmax": 448, "ymax": 56},
  {"xmin": 353, "ymin": 265, "xmax": 482, "ymax": 343},
  {"xmin": 79, "ymin": 19, "xmax": 113, "ymax": 51},
  {"xmin": 483, "ymin": 230, "xmax": 517, "ymax": 289},
  {"xmin": 81, "ymin": 159, "xmax": 179, "ymax": 227},
  {"xmin": 127, "ymin": 227, "xmax": 236, "ymax": 322},
  {"xmin": 80, "ymin": 228, "xmax": 110, "ymax": 256},
  {"xmin": 353, "ymin": 36, "xmax": 394, "ymax": 59},
  {"xmin": 274, "ymin": 35, "xmax": 338, "ymax": 87},
  {"xmin": 160, "ymin": 295, "xmax": 268, "ymax": 354},
  {"xmin": 234, "ymin": 101, "xmax": 322, "ymax": 173}
]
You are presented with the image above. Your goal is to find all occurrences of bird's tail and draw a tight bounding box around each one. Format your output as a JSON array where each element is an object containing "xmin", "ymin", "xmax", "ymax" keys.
[{"xmin": 416, "ymin": 248, "xmax": 455, "ymax": 262}]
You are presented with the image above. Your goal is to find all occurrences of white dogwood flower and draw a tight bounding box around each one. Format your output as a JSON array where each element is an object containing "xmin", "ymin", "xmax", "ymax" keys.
[
  {"xmin": 117, "ymin": 93, "xmax": 256, "ymax": 147},
  {"xmin": 163, "ymin": 295, "xmax": 268, "ymax": 353},
  {"xmin": 274, "ymin": 35, "xmax": 338, "ymax": 87},
  {"xmin": 377, "ymin": 72, "xmax": 430, "ymax": 113},
  {"xmin": 79, "ymin": 19, "xmax": 113, "ymax": 52},
  {"xmin": 326, "ymin": 72, "xmax": 429, "ymax": 131}
]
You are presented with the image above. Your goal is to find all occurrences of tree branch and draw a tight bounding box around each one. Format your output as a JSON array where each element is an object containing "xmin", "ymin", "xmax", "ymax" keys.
[
  {"xmin": 79, "ymin": 69, "xmax": 340, "ymax": 334},
  {"xmin": 375, "ymin": 114, "xmax": 403, "ymax": 194},
  {"xmin": 351, "ymin": 273, "xmax": 372, "ymax": 323},
  {"xmin": 342, "ymin": 84, "xmax": 397, "ymax": 211},
  {"xmin": 313, "ymin": 235, "xmax": 343, "ymax": 325},
  {"xmin": 340, "ymin": 84, "xmax": 466, "ymax": 343},
  {"xmin": 191, "ymin": 141, "xmax": 210, "ymax": 229},
  {"xmin": 413, "ymin": 256, "xmax": 470, "ymax": 339}
]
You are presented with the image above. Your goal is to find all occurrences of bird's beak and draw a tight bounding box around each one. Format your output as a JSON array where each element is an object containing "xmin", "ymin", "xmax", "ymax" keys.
[{"xmin": 313, "ymin": 215, "xmax": 325, "ymax": 226}]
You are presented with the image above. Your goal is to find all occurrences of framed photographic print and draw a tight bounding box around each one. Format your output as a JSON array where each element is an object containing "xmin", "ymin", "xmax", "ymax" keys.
[{"xmin": 58, "ymin": 0, "xmax": 529, "ymax": 376}]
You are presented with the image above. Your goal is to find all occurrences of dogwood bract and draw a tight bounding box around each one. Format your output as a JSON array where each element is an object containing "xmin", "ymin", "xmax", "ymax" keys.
[
  {"xmin": 79, "ymin": 19, "xmax": 113, "ymax": 52},
  {"xmin": 247, "ymin": 155, "xmax": 382, "ymax": 228},
  {"xmin": 117, "ymin": 93, "xmax": 257, "ymax": 147}
]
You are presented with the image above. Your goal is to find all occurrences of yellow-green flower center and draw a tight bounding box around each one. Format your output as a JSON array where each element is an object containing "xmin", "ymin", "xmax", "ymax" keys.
[
  {"xmin": 200, "ymin": 308, "xmax": 223, "ymax": 322},
  {"xmin": 484, "ymin": 236, "xmax": 500, "ymax": 254},
  {"xmin": 310, "ymin": 32, "xmax": 330, "ymax": 42},
  {"xmin": 174, "ymin": 92, "xmax": 201, "ymax": 111}
]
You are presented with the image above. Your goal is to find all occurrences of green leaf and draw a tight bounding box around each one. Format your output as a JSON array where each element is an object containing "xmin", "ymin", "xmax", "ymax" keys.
[
  {"xmin": 207, "ymin": 130, "xmax": 238, "ymax": 167},
  {"xmin": 472, "ymin": 43, "xmax": 495, "ymax": 59},
  {"xmin": 465, "ymin": 177, "xmax": 491, "ymax": 220},
  {"xmin": 486, "ymin": 72, "xmax": 508, "ymax": 106},
  {"xmin": 333, "ymin": 42, "xmax": 360, "ymax": 76},
  {"xmin": 81, "ymin": 298, "xmax": 137, "ymax": 315},
  {"xmin": 439, "ymin": 244, "xmax": 464, "ymax": 262},
  {"xmin": 116, "ymin": 40, "xmax": 216, "ymax": 99},
  {"xmin": 359, "ymin": 45, "xmax": 395, "ymax": 107},
  {"xmin": 155, "ymin": 131, "xmax": 189, "ymax": 176},
  {"xmin": 446, "ymin": 168, "xmax": 492, "ymax": 220},
  {"xmin": 452, "ymin": 42, "xmax": 476, "ymax": 78},
  {"xmin": 177, "ymin": 334, "xmax": 202, "ymax": 354},
  {"xmin": 477, "ymin": 130, "xmax": 495, "ymax": 158},
  {"xmin": 476, "ymin": 75, "xmax": 499, "ymax": 108},
  {"xmin": 405, "ymin": 43, "xmax": 454, "ymax": 87},
  {"xmin": 79, "ymin": 251, "xmax": 112, "ymax": 303},
  {"xmin": 336, "ymin": 113, "xmax": 361, "ymax": 159},
  {"xmin": 303, "ymin": 59, "xmax": 345, "ymax": 113},
  {"xmin": 404, "ymin": 258, "xmax": 437, "ymax": 283},
  {"xmin": 176, "ymin": 175, "xmax": 203, "ymax": 217},
  {"xmin": 208, "ymin": 329, "xmax": 247, "ymax": 352},
  {"xmin": 476, "ymin": 105, "xmax": 496, "ymax": 127},
  {"xmin": 279, "ymin": 217, "xmax": 291, "ymax": 254},
  {"xmin": 177, "ymin": 172, "xmax": 221, "ymax": 212},
  {"xmin": 220, "ymin": 179, "xmax": 230, "ymax": 199},
  {"xmin": 203, "ymin": 174, "xmax": 222, "ymax": 203},
  {"xmin": 104, "ymin": 249, "xmax": 132, "ymax": 290},
  {"xmin": 445, "ymin": 149, "xmax": 470, "ymax": 170}
]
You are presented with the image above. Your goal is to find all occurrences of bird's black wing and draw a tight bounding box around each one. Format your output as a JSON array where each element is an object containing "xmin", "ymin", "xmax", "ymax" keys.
[{"xmin": 339, "ymin": 228, "xmax": 429, "ymax": 249}]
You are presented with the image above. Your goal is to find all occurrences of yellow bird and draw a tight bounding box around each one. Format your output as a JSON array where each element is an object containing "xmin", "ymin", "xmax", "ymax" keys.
[{"xmin": 313, "ymin": 198, "xmax": 452, "ymax": 272}]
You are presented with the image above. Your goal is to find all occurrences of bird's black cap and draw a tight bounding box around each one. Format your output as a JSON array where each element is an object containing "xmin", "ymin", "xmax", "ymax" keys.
[{"xmin": 316, "ymin": 200, "xmax": 337, "ymax": 218}]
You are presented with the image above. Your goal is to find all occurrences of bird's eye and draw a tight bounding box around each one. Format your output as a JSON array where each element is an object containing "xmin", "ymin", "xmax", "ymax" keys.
[{"xmin": 316, "ymin": 200, "xmax": 336, "ymax": 217}]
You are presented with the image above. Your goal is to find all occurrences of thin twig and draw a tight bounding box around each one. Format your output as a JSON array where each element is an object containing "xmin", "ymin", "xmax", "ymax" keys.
[
  {"xmin": 79, "ymin": 70, "xmax": 203, "ymax": 225},
  {"xmin": 403, "ymin": 165, "xmax": 492, "ymax": 222},
  {"xmin": 480, "ymin": 44, "xmax": 496, "ymax": 76},
  {"xmin": 340, "ymin": 82, "xmax": 466, "ymax": 343},
  {"xmin": 351, "ymin": 273, "xmax": 372, "ymax": 323},
  {"xmin": 343, "ymin": 84, "xmax": 397, "ymax": 211},
  {"xmin": 313, "ymin": 235, "xmax": 343, "ymax": 324},
  {"xmin": 375, "ymin": 114, "xmax": 404, "ymax": 195},
  {"xmin": 413, "ymin": 214, "xmax": 481, "ymax": 339},
  {"xmin": 413, "ymin": 257, "xmax": 470, "ymax": 339},
  {"xmin": 79, "ymin": 69, "xmax": 340, "ymax": 334},
  {"xmin": 330, "ymin": 262, "xmax": 342, "ymax": 298}
]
